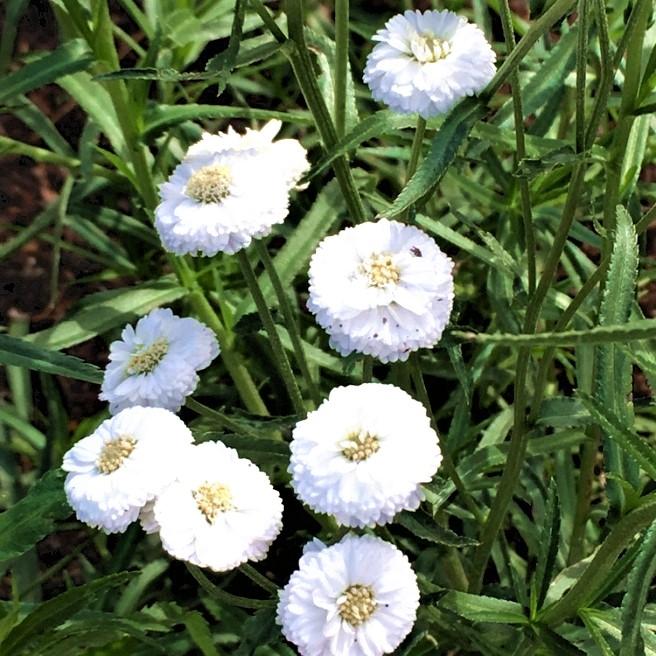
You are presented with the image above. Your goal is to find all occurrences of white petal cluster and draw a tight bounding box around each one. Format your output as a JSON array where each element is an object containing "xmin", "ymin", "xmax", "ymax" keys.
[
  {"xmin": 308, "ymin": 218, "xmax": 454, "ymax": 363},
  {"xmin": 62, "ymin": 407, "xmax": 193, "ymax": 534},
  {"xmin": 277, "ymin": 534, "xmax": 420, "ymax": 656},
  {"xmin": 290, "ymin": 383, "xmax": 441, "ymax": 527},
  {"xmin": 99, "ymin": 308, "xmax": 219, "ymax": 414},
  {"xmin": 151, "ymin": 441, "xmax": 284, "ymax": 572},
  {"xmin": 155, "ymin": 120, "xmax": 309, "ymax": 256},
  {"xmin": 363, "ymin": 9, "xmax": 496, "ymax": 118}
]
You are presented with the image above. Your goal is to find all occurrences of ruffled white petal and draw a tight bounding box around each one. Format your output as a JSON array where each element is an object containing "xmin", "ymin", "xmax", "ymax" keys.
[
  {"xmin": 153, "ymin": 441, "xmax": 284, "ymax": 572},
  {"xmin": 99, "ymin": 308, "xmax": 219, "ymax": 414},
  {"xmin": 290, "ymin": 383, "xmax": 442, "ymax": 527},
  {"xmin": 363, "ymin": 10, "xmax": 496, "ymax": 118},
  {"xmin": 62, "ymin": 407, "xmax": 194, "ymax": 534},
  {"xmin": 277, "ymin": 535, "xmax": 420, "ymax": 656},
  {"xmin": 308, "ymin": 218, "xmax": 454, "ymax": 363},
  {"xmin": 155, "ymin": 121, "xmax": 309, "ymax": 256}
]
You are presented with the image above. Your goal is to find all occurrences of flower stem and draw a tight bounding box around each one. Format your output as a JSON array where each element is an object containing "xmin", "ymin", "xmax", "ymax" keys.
[
  {"xmin": 406, "ymin": 116, "xmax": 426, "ymax": 183},
  {"xmin": 237, "ymin": 249, "xmax": 306, "ymax": 416},
  {"xmin": 362, "ymin": 356, "xmax": 373, "ymax": 383},
  {"xmin": 334, "ymin": 0, "xmax": 349, "ymax": 139},
  {"xmin": 408, "ymin": 354, "xmax": 483, "ymax": 523},
  {"xmin": 254, "ymin": 240, "xmax": 321, "ymax": 406},
  {"xmin": 285, "ymin": 0, "xmax": 367, "ymax": 223},
  {"xmin": 498, "ymin": 0, "xmax": 535, "ymax": 294},
  {"xmin": 239, "ymin": 563, "xmax": 279, "ymax": 594}
]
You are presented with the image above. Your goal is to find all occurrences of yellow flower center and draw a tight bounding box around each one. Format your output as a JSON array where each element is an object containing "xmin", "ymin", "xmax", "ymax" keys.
[
  {"xmin": 96, "ymin": 435, "xmax": 137, "ymax": 474},
  {"xmin": 360, "ymin": 252, "xmax": 400, "ymax": 288},
  {"xmin": 193, "ymin": 482, "xmax": 233, "ymax": 523},
  {"xmin": 126, "ymin": 338, "xmax": 169, "ymax": 375},
  {"xmin": 186, "ymin": 164, "xmax": 233, "ymax": 204},
  {"xmin": 410, "ymin": 33, "xmax": 452, "ymax": 63},
  {"xmin": 341, "ymin": 430, "xmax": 380, "ymax": 462},
  {"xmin": 338, "ymin": 584, "xmax": 377, "ymax": 626}
]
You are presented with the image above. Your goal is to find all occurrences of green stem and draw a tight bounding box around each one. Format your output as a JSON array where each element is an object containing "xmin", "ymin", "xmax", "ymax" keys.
[
  {"xmin": 239, "ymin": 563, "xmax": 279, "ymax": 594},
  {"xmin": 334, "ymin": 0, "xmax": 349, "ymax": 139},
  {"xmin": 187, "ymin": 564, "xmax": 276, "ymax": 609},
  {"xmin": 470, "ymin": 161, "xmax": 588, "ymax": 591},
  {"xmin": 362, "ymin": 356, "xmax": 373, "ymax": 383},
  {"xmin": 285, "ymin": 0, "xmax": 367, "ymax": 223},
  {"xmin": 406, "ymin": 117, "xmax": 427, "ymax": 182},
  {"xmin": 498, "ymin": 0, "xmax": 535, "ymax": 294},
  {"xmin": 408, "ymin": 354, "xmax": 483, "ymax": 524},
  {"xmin": 248, "ymin": 0, "xmax": 287, "ymax": 43},
  {"xmin": 254, "ymin": 240, "xmax": 321, "ymax": 406},
  {"xmin": 539, "ymin": 498, "xmax": 656, "ymax": 625},
  {"xmin": 574, "ymin": 0, "xmax": 588, "ymax": 154},
  {"xmin": 237, "ymin": 250, "xmax": 306, "ymax": 416},
  {"xmin": 185, "ymin": 397, "xmax": 261, "ymax": 438}
]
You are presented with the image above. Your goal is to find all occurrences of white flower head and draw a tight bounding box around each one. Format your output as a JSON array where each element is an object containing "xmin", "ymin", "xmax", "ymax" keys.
[
  {"xmin": 62, "ymin": 406, "xmax": 194, "ymax": 534},
  {"xmin": 308, "ymin": 218, "xmax": 454, "ymax": 363},
  {"xmin": 363, "ymin": 9, "xmax": 496, "ymax": 118},
  {"xmin": 155, "ymin": 121, "xmax": 309, "ymax": 256},
  {"xmin": 290, "ymin": 383, "xmax": 441, "ymax": 527},
  {"xmin": 153, "ymin": 441, "xmax": 284, "ymax": 572},
  {"xmin": 99, "ymin": 308, "xmax": 219, "ymax": 415},
  {"xmin": 277, "ymin": 534, "xmax": 420, "ymax": 656}
]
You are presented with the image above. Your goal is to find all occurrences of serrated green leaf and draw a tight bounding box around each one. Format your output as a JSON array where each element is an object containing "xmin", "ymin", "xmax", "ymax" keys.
[
  {"xmin": 384, "ymin": 98, "xmax": 486, "ymax": 217},
  {"xmin": 0, "ymin": 334, "xmax": 103, "ymax": 384},
  {"xmin": 534, "ymin": 480, "xmax": 561, "ymax": 609},
  {"xmin": 437, "ymin": 591, "xmax": 528, "ymax": 624},
  {"xmin": 0, "ymin": 39, "xmax": 93, "ymax": 103},
  {"xmin": 620, "ymin": 520, "xmax": 656, "ymax": 655},
  {"xmin": 396, "ymin": 511, "xmax": 479, "ymax": 547},
  {"xmin": 0, "ymin": 470, "xmax": 70, "ymax": 562},
  {"xmin": 183, "ymin": 611, "xmax": 219, "ymax": 656}
]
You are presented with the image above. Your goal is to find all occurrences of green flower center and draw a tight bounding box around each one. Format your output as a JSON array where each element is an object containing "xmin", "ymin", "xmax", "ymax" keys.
[{"xmin": 126, "ymin": 338, "xmax": 169, "ymax": 375}]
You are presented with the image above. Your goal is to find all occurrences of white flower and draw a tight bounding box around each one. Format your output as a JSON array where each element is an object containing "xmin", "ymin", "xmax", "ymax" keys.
[
  {"xmin": 307, "ymin": 218, "xmax": 454, "ymax": 363},
  {"xmin": 62, "ymin": 406, "xmax": 194, "ymax": 534},
  {"xmin": 290, "ymin": 383, "xmax": 441, "ymax": 527},
  {"xmin": 277, "ymin": 534, "xmax": 420, "ymax": 656},
  {"xmin": 99, "ymin": 308, "xmax": 219, "ymax": 414},
  {"xmin": 152, "ymin": 441, "xmax": 283, "ymax": 572},
  {"xmin": 363, "ymin": 9, "xmax": 496, "ymax": 118},
  {"xmin": 155, "ymin": 121, "xmax": 309, "ymax": 256}
]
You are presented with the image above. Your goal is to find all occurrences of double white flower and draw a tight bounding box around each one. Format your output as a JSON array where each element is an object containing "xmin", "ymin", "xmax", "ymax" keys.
[
  {"xmin": 364, "ymin": 9, "xmax": 496, "ymax": 118},
  {"xmin": 308, "ymin": 218, "xmax": 454, "ymax": 363},
  {"xmin": 278, "ymin": 534, "xmax": 420, "ymax": 656},
  {"xmin": 155, "ymin": 120, "xmax": 309, "ymax": 256},
  {"xmin": 290, "ymin": 383, "xmax": 442, "ymax": 527},
  {"xmin": 99, "ymin": 308, "xmax": 219, "ymax": 414}
]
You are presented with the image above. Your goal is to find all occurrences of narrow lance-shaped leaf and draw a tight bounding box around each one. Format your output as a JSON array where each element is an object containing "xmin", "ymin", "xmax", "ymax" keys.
[{"xmin": 533, "ymin": 480, "xmax": 561, "ymax": 609}]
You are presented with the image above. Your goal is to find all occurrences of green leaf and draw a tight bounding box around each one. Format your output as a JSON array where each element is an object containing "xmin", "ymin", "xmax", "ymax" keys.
[
  {"xmin": 183, "ymin": 611, "xmax": 219, "ymax": 656},
  {"xmin": 534, "ymin": 480, "xmax": 561, "ymax": 609},
  {"xmin": 0, "ymin": 573, "xmax": 134, "ymax": 655},
  {"xmin": 536, "ymin": 397, "xmax": 592, "ymax": 428},
  {"xmin": 384, "ymin": 98, "xmax": 485, "ymax": 217},
  {"xmin": 620, "ymin": 520, "xmax": 656, "ymax": 655},
  {"xmin": 0, "ymin": 470, "xmax": 70, "ymax": 562},
  {"xmin": 142, "ymin": 104, "xmax": 311, "ymax": 138},
  {"xmin": 24, "ymin": 277, "xmax": 186, "ymax": 351},
  {"xmin": 579, "ymin": 393, "xmax": 656, "ymax": 481},
  {"xmin": 234, "ymin": 608, "xmax": 278, "ymax": 656},
  {"xmin": 437, "ymin": 591, "xmax": 528, "ymax": 624},
  {"xmin": 594, "ymin": 205, "xmax": 640, "ymax": 511},
  {"xmin": 396, "ymin": 511, "xmax": 479, "ymax": 547},
  {"xmin": 0, "ymin": 39, "xmax": 93, "ymax": 103},
  {"xmin": 0, "ymin": 334, "xmax": 103, "ymax": 384},
  {"xmin": 452, "ymin": 319, "xmax": 656, "ymax": 347}
]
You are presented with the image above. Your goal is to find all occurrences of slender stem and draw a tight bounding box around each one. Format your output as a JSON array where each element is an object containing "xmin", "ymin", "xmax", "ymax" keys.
[
  {"xmin": 185, "ymin": 397, "xmax": 261, "ymax": 438},
  {"xmin": 498, "ymin": 0, "xmax": 535, "ymax": 294},
  {"xmin": 470, "ymin": 161, "xmax": 588, "ymax": 591},
  {"xmin": 237, "ymin": 250, "xmax": 306, "ymax": 416},
  {"xmin": 408, "ymin": 354, "xmax": 483, "ymax": 524},
  {"xmin": 187, "ymin": 564, "xmax": 275, "ymax": 609},
  {"xmin": 239, "ymin": 563, "xmax": 279, "ymax": 594},
  {"xmin": 362, "ymin": 357, "xmax": 373, "ymax": 383},
  {"xmin": 334, "ymin": 0, "xmax": 349, "ymax": 139},
  {"xmin": 574, "ymin": 0, "xmax": 588, "ymax": 154},
  {"xmin": 248, "ymin": 0, "xmax": 287, "ymax": 43},
  {"xmin": 255, "ymin": 240, "xmax": 321, "ymax": 406},
  {"xmin": 188, "ymin": 288, "xmax": 269, "ymax": 416},
  {"xmin": 406, "ymin": 117, "xmax": 427, "ymax": 183},
  {"xmin": 49, "ymin": 176, "xmax": 73, "ymax": 307},
  {"xmin": 285, "ymin": 0, "xmax": 367, "ymax": 223}
]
